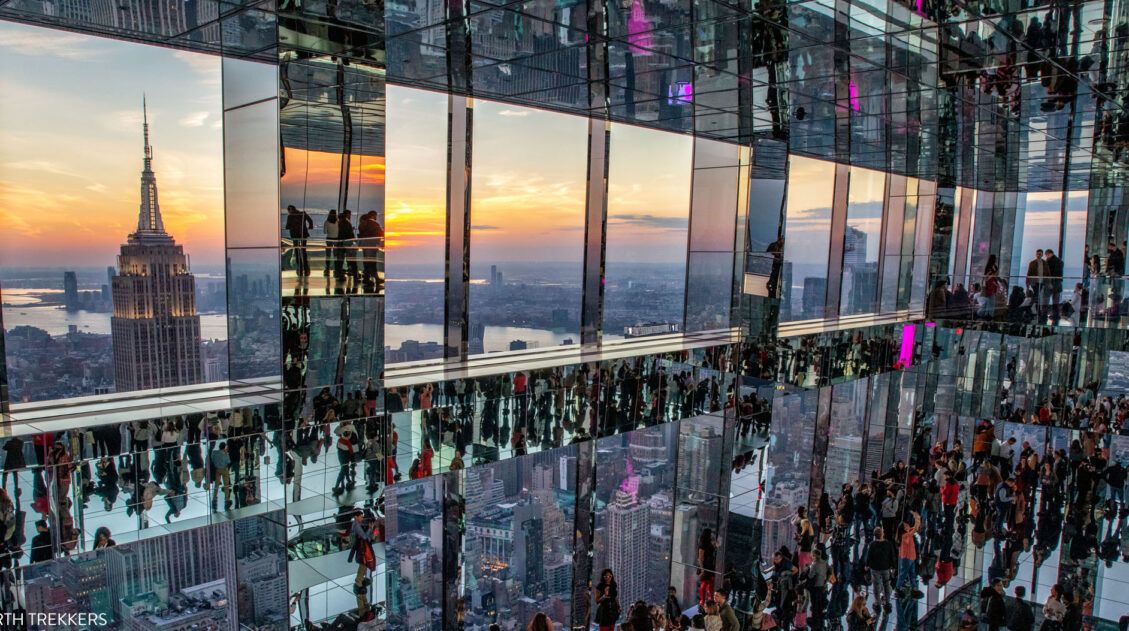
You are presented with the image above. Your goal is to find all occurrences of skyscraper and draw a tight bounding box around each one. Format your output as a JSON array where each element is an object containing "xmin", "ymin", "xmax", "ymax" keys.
[
  {"xmin": 110, "ymin": 98, "xmax": 204, "ymax": 392},
  {"xmin": 63, "ymin": 271, "xmax": 79, "ymax": 312},
  {"xmin": 843, "ymin": 225, "xmax": 868, "ymax": 268},
  {"xmin": 606, "ymin": 489, "xmax": 650, "ymax": 607}
]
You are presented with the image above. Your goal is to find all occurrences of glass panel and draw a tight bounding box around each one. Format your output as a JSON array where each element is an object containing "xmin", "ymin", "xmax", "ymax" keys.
[
  {"xmin": 225, "ymin": 100, "xmax": 281, "ymax": 248},
  {"xmin": 385, "ymin": 86, "xmax": 448, "ymax": 363},
  {"xmin": 468, "ymin": 100, "xmax": 587, "ymax": 353},
  {"xmin": 461, "ymin": 446, "xmax": 577, "ymax": 627},
  {"xmin": 840, "ymin": 168, "xmax": 884, "ymax": 316},
  {"xmin": 1063, "ymin": 191, "xmax": 1088, "ymax": 283},
  {"xmin": 825, "ymin": 379, "xmax": 867, "ymax": 494},
  {"xmin": 781, "ymin": 156, "xmax": 836, "ymax": 321},
  {"xmin": 897, "ymin": 187, "xmax": 918, "ymax": 310},
  {"xmin": 0, "ymin": 23, "xmax": 228, "ymax": 402},
  {"xmin": 228, "ymin": 248, "xmax": 280, "ymax": 381},
  {"xmin": 278, "ymin": 62, "xmax": 385, "ymax": 298},
  {"xmin": 685, "ymin": 252, "xmax": 735, "ymax": 332},
  {"xmin": 1015, "ymin": 191, "xmax": 1063, "ymax": 278},
  {"xmin": 385, "ymin": 476, "xmax": 445, "ymax": 629},
  {"xmin": 222, "ymin": 57, "xmax": 278, "ymax": 110},
  {"xmin": 604, "ymin": 123, "xmax": 692, "ymax": 339},
  {"xmin": 591, "ymin": 423, "xmax": 679, "ymax": 615},
  {"xmin": 747, "ymin": 179, "xmax": 785, "ymax": 253},
  {"xmin": 689, "ymin": 159, "xmax": 739, "ymax": 252}
]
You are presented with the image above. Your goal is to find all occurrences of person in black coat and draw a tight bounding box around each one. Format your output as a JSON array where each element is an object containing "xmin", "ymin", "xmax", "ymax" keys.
[
  {"xmin": 2, "ymin": 439, "xmax": 24, "ymax": 494},
  {"xmin": 981, "ymin": 578, "xmax": 1008, "ymax": 631},
  {"xmin": 29, "ymin": 520, "xmax": 53, "ymax": 564},
  {"xmin": 594, "ymin": 569, "xmax": 620, "ymax": 630},
  {"xmin": 1007, "ymin": 585, "xmax": 1035, "ymax": 631}
]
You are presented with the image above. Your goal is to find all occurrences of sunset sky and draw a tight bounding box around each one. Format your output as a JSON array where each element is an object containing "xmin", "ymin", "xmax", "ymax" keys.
[
  {"xmin": 0, "ymin": 19, "xmax": 841, "ymax": 276},
  {"xmin": 384, "ymin": 85, "xmax": 702, "ymax": 269},
  {"xmin": 0, "ymin": 21, "xmax": 225, "ymax": 269}
]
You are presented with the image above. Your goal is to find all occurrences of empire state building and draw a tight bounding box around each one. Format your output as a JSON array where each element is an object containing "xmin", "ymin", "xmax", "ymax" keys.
[{"xmin": 110, "ymin": 99, "xmax": 204, "ymax": 392}]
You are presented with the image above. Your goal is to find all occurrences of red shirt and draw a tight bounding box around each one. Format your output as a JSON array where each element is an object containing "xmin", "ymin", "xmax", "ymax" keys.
[
  {"xmin": 935, "ymin": 559, "xmax": 954, "ymax": 586},
  {"xmin": 941, "ymin": 481, "xmax": 960, "ymax": 506}
]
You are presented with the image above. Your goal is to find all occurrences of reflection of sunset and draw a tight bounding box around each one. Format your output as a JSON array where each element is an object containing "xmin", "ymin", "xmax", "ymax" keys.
[
  {"xmin": 281, "ymin": 148, "xmax": 385, "ymax": 209},
  {"xmin": 0, "ymin": 21, "xmax": 224, "ymax": 268}
]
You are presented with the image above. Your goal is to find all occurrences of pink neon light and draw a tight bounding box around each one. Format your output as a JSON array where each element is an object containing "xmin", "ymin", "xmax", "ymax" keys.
[
  {"xmin": 899, "ymin": 324, "xmax": 916, "ymax": 368},
  {"xmin": 848, "ymin": 80, "xmax": 860, "ymax": 112},
  {"xmin": 627, "ymin": 0, "xmax": 653, "ymax": 55}
]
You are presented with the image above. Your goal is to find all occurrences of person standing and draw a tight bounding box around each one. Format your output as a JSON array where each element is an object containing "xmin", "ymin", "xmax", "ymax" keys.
[
  {"xmin": 697, "ymin": 528, "xmax": 719, "ymax": 604},
  {"xmin": 594, "ymin": 568, "xmax": 619, "ymax": 631},
  {"xmin": 1044, "ymin": 248, "xmax": 1064, "ymax": 321},
  {"xmin": 1026, "ymin": 249, "xmax": 1046, "ymax": 319},
  {"xmin": 336, "ymin": 210, "xmax": 358, "ymax": 282},
  {"xmin": 1041, "ymin": 584, "xmax": 1067, "ymax": 631},
  {"xmin": 1007, "ymin": 585, "xmax": 1035, "ymax": 631},
  {"xmin": 358, "ymin": 210, "xmax": 383, "ymax": 289},
  {"xmin": 285, "ymin": 204, "xmax": 314, "ymax": 277},
  {"xmin": 713, "ymin": 589, "xmax": 740, "ymax": 631},
  {"xmin": 846, "ymin": 595, "xmax": 875, "ymax": 631},
  {"xmin": 29, "ymin": 520, "xmax": 53, "ymax": 564},
  {"xmin": 323, "ymin": 209, "xmax": 338, "ymax": 277},
  {"xmin": 208, "ymin": 442, "xmax": 231, "ymax": 510},
  {"xmin": 665, "ymin": 586, "xmax": 682, "ymax": 624},
  {"xmin": 895, "ymin": 511, "xmax": 921, "ymax": 597},
  {"xmin": 982, "ymin": 578, "xmax": 1007, "ymax": 631},
  {"xmin": 868, "ymin": 526, "xmax": 897, "ymax": 612}
]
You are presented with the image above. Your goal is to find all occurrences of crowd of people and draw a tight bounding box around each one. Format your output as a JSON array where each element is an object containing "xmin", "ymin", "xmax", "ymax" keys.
[
  {"xmin": 10, "ymin": 334, "xmax": 1129, "ymax": 630},
  {"xmin": 926, "ymin": 243, "xmax": 1129, "ymax": 327}
]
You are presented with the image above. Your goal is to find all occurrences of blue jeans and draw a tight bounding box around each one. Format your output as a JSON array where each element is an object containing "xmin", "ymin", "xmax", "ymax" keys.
[{"xmin": 896, "ymin": 557, "xmax": 916, "ymax": 590}]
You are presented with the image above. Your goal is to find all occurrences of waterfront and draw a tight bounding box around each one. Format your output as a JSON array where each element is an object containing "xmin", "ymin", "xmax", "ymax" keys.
[{"xmin": 3, "ymin": 302, "xmax": 229, "ymax": 340}]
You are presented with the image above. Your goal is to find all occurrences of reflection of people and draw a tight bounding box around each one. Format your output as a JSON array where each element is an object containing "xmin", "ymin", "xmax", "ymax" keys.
[
  {"xmin": 208, "ymin": 442, "xmax": 232, "ymax": 510},
  {"xmin": 1044, "ymin": 248, "xmax": 1064, "ymax": 320},
  {"xmin": 93, "ymin": 526, "xmax": 116, "ymax": 549},
  {"xmin": 323, "ymin": 209, "xmax": 338, "ymax": 276},
  {"xmin": 713, "ymin": 589, "xmax": 739, "ymax": 631},
  {"xmin": 665, "ymin": 586, "xmax": 681, "ymax": 623},
  {"xmin": 846, "ymin": 594, "xmax": 874, "ymax": 631},
  {"xmin": 29, "ymin": 520, "xmax": 53, "ymax": 564},
  {"xmin": 285, "ymin": 204, "xmax": 313, "ymax": 276},
  {"xmin": 348, "ymin": 509, "xmax": 376, "ymax": 619},
  {"xmin": 1026, "ymin": 249, "xmax": 1046, "ymax": 318},
  {"xmin": 335, "ymin": 209, "xmax": 358, "ymax": 281},
  {"xmin": 358, "ymin": 210, "xmax": 383, "ymax": 289},
  {"xmin": 697, "ymin": 527, "xmax": 718, "ymax": 604}
]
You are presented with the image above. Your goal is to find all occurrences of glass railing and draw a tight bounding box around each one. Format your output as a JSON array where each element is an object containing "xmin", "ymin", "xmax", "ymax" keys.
[{"xmin": 916, "ymin": 577, "xmax": 981, "ymax": 631}]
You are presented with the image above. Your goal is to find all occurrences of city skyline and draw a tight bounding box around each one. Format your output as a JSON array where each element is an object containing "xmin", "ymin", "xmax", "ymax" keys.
[{"xmin": 0, "ymin": 21, "xmax": 224, "ymax": 268}]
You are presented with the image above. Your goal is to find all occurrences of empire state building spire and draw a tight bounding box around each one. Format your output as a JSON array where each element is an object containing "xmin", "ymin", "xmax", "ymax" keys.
[
  {"xmin": 131, "ymin": 95, "xmax": 172, "ymax": 245},
  {"xmin": 112, "ymin": 95, "xmax": 203, "ymax": 392}
]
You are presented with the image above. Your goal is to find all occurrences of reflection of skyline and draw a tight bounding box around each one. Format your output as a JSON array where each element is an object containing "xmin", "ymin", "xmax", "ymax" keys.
[
  {"xmin": 21, "ymin": 513, "xmax": 287, "ymax": 630},
  {"xmin": 463, "ymin": 449, "xmax": 576, "ymax": 630}
]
